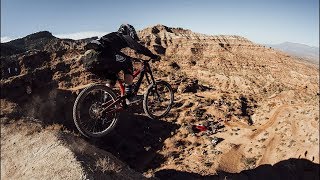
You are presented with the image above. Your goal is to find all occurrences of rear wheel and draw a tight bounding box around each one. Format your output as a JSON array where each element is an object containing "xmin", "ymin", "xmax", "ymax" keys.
[
  {"xmin": 143, "ymin": 81, "xmax": 174, "ymax": 119},
  {"xmin": 73, "ymin": 84, "xmax": 119, "ymax": 138}
]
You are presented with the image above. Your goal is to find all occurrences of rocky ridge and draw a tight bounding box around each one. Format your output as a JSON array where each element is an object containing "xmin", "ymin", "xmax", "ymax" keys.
[
  {"xmin": 138, "ymin": 24, "xmax": 255, "ymax": 57},
  {"xmin": 1, "ymin": 24, "xmax": 319, "ymax": 179}
]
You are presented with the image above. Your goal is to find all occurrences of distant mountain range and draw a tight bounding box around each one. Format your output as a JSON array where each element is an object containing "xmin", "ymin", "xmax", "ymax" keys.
[
  {"xmin": 0, "ymin": 31, "xmax": 97, "ymax": 57},
  {"xmin": 265, "ymin": 42, "xmax": 319, "ymax": 64}
]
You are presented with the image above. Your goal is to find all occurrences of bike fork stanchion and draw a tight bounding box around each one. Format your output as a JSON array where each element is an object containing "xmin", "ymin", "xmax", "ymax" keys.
[{"xmin": 118, "ymin": 80, "xmax": 125, "ymax": 96}]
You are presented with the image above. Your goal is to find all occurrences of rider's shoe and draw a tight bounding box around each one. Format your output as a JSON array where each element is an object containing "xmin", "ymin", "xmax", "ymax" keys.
[{"xmin": 126, "ymin": 95, "xmax": 143, "ymax": 105}]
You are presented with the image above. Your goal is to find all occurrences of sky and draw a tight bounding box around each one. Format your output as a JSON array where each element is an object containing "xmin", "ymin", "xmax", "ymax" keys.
[{"xmin": 1, "ymin": 0, "xmax": 319, "ymax": 47}]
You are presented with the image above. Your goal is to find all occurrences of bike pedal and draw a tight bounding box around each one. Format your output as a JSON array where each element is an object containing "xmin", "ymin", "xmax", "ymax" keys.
[{"xmin": 125, "ymin": 95, "xmax": 143, "ymax": 106}]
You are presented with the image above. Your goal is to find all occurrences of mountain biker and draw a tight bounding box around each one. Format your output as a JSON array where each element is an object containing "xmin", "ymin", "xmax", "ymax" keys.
[{"xmin": 84, "ymin": 24, "xmax": 160, "ymax": 104}]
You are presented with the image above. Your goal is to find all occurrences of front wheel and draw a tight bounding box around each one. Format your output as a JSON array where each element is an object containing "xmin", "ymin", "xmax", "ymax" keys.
[{"xmin": 143, "ymin": 81, "xmax": 174, "ymax": 119}]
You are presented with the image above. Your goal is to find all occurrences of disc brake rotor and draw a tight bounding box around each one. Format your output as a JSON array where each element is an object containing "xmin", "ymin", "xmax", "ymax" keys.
[{"xmin": 89, "ymin": 102, "xmax": 102, "ymax": 119}]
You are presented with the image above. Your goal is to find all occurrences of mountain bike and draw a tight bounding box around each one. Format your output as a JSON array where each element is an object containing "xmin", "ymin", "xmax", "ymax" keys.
[{"xmin": 73, "ymin": 58, "xmax": 174, "ymax": 138}]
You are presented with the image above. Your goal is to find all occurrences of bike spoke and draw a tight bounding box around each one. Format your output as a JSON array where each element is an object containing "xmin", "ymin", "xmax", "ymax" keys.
[
  {"xmin": 80, "ymin": 119, "xmax": 91, "ymax": 132},
  {"xmin": 146, "ymin": 82, "xmax": 173, "ymax": 117},
  {"xmin": 90, "ymin": 123, "xmax": 95, "ymax": 133},
  {"xmin": 102, "ymin": 118, "xmax": 111, "ymax": 127},
  {"xmin": 78, "ymin": 89, "xmax": 118, "ymax": 134}
]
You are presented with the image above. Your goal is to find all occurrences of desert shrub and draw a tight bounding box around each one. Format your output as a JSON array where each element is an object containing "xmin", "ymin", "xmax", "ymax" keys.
[{"xmin": 169, "ymin": 62, "xmax": 180, "ymax": 70}]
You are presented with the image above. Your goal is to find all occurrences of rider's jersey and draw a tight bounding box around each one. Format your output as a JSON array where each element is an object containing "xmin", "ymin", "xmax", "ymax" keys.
[{"xmin": 98, "ymin": 32, "xmax": 155, "ymax": 58}]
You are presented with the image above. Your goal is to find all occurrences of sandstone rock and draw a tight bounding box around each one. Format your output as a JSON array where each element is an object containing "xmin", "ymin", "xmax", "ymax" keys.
[{"xmin": 1, "ymin": 24, "xmax": 319, "ymax": 178}]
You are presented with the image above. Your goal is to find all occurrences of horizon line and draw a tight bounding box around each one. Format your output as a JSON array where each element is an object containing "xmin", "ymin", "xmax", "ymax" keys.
[{"xmin": 1, "ymin": 30, "xmax": 319, "ymax": 48}]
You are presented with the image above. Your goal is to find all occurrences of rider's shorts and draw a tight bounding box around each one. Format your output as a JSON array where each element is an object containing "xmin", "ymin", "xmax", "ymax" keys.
[
  {"xmin": 112, "ymin": 54, "xmax": 133, "ymax": 75},
  {"xmin": 101, "ymin": 53, "xmax": 133, "ymax": 76}
]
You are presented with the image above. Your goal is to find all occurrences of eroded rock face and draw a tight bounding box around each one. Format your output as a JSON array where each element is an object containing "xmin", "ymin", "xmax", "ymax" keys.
[
  {"xmin": 1, "ymin": 24, "xmax": 318, "ymax": 117},
  {"xmin": 1, "ymin": 25, "xmax": 319, "ymax": 177},
  {"xmin": 138, "ymin": 24, "xmax": 257, "ymax": 59}
]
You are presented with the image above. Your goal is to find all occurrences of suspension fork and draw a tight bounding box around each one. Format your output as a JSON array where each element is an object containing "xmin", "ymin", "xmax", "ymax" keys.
[
  {"xmin": 145, "ymin": 63, "xmax": 162, "ymax": 101},
  {"xmin": 145, "ymin": 62, "xmax": 156, "ymax": 85}
]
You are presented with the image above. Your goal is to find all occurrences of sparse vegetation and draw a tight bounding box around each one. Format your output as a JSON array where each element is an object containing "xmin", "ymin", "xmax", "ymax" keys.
[
  {"xmin": 96, "ymin": 157, "xmax": 122, "ymax": 173},
  {"xmin": 241, "ymin": 156, "xmax": 257, "ymax": 170},
  {"xmin": 1, "ymin": 24, "xmax": 319, "ymax": 179}
]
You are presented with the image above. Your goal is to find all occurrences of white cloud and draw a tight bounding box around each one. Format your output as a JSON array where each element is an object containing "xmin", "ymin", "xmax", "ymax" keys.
[
  {"xmin": 54, "ymin": 31, "xmax": 109, "ymax": 40},
  {"xmin": 1, "ymin": 36, "xmax": 14, "ymax": 43}
]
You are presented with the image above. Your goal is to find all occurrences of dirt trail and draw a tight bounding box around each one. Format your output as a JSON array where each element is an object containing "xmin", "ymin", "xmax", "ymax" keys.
[
  {"xmin": 1, "ymin": 24, "xmax": 319, "ymax": 178},
  {"xmin": 258, "ymin": 135, "xmax": 280, "ymax": 165},
  {"xmin": 249, "ymin": 105, "xmax": 289, "ymax": 139},
  {"xmin": 1, "ymin": 121, "xmax": 86, "ymax": 180},
  {"xmin": 224, "ymin": 120, "xmax": 254, "ymax": 129},
  {"xmin": 1, "ymin": 120, "xmax": 146, "ymax": 180},
  {"xmin": 249, "ymin": 104, "xmax": 306, "ymax": 139}
]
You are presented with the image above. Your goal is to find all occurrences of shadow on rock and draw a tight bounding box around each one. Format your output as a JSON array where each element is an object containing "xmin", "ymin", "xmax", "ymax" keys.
[
  {"xmin": 155, "ymin": 158, "xmax": 320, "ymax": 180},
  {"xmin": 57, "ymin": 131, "xmax": 147, "ymax": 180},
  {"xmin": 88, "ymin": 110, "xmax": 180, "ymax": 172},
  {"xmin": 2, "ymin": 85, "xmax": 79, "ymax": 130}
]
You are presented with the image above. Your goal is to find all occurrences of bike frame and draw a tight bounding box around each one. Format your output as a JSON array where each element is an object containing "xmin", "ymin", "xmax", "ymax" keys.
[
  {"xmin": 120, "ymin": 60, "xmax": 157, "ymax": 95},
  {"xmin": 102, "ymin": 59, "xmax": 157, "ymax": 114}
]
